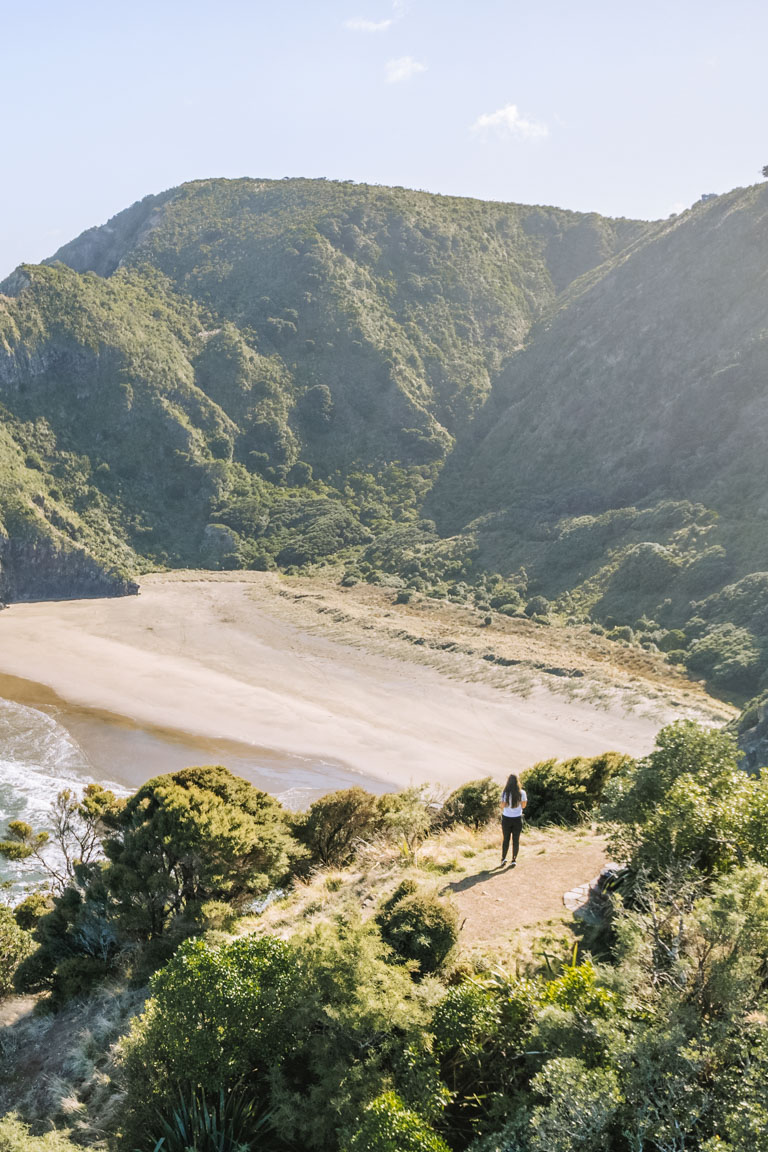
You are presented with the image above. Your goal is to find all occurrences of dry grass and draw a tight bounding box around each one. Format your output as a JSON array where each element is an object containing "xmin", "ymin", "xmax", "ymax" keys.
[
  {"xmin": 0, "ymin": 983, "xmax": 146, "ymax": 1143},
  {"xmin": 239, "ymin": 572, "xmax": 734, "ymax": 726},
  {"xmin": 242, "ymin": 819, "xmax": 607, "ymax": 975}
]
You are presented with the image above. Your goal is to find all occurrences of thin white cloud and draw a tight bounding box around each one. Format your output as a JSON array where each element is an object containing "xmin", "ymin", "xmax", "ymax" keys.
[
  {"xmin": 386, "ymin": 55, "xmax": 427, "ymax": 83},
  {"xmin": 344, "ymin": 17, "xmax": 393, "ymax": 31},
  {"xmin": 471, "ymin": 103, "xmax": 549, "ymax": 141}
]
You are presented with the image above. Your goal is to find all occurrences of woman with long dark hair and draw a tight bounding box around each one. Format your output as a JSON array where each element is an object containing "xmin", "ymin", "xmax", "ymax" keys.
[{"xmin": 500, "ymin": 773, "xmax": 527, "ymax": 867}]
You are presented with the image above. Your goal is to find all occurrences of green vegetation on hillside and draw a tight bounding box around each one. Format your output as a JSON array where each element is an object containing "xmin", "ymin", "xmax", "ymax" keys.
[{"xmin": 2, "ymin": 177, "xmax": 768, "ymax": 735}]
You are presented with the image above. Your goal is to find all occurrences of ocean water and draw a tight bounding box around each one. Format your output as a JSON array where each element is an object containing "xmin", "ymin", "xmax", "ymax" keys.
[
  {"xmin": 0, "ymin": 693, "xmax": 389, "ymax": 895},
  {"xmin": 0, "ymin": 699, "xmax": 127, "ymax": 893}
]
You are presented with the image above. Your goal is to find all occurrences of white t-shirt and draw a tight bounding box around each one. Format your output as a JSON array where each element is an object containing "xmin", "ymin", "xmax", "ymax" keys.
[{"xmin": 502, "ymin": 789, "xmax": 527, "ymax": 818}]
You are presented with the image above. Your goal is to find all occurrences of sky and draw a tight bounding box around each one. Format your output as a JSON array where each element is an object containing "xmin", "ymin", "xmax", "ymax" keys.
[{"xmin": 2, "ymin": 0, "xmax": 767, "ymax": 279}]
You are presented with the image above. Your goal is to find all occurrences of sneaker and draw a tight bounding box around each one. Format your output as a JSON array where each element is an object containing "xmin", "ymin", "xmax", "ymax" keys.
[
  {"xmin": 510, "ymin": 860, "xmax": 517, "ymax": 868},
  {"xmin": 500, "ymin": 858, "xmax": 507, "ymax": 867}
]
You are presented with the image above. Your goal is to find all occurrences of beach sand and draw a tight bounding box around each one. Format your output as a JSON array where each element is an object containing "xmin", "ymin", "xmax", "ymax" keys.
[{"xmin": 0, "ymin": 573, "xmax": 718, "ymax": 793}]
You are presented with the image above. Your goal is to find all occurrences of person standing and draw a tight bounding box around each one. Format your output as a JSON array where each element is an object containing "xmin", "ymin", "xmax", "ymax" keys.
[{"xmin": 500, "ymin": 773, "xmax": 527, "ymax": 867}]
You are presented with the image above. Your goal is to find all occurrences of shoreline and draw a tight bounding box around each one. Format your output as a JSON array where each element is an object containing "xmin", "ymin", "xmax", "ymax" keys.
[
  {"xmin": 0, "ymin": 573, "xmax": 729, "ymax": 794},
  {"xmin": 0, "ymin": 670, "xmax": 386, "ymax": 801}
]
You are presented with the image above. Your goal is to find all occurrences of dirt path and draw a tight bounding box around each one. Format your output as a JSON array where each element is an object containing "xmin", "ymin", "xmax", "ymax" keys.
[{"xmin": 441, "ymin": 827, "xmax": 608, "ymax": 947}]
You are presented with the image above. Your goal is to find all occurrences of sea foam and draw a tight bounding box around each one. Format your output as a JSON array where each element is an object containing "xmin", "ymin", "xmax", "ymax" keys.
[{"xmin": 0, "ymin": 698, "xmax": 123, "ymax": 894}]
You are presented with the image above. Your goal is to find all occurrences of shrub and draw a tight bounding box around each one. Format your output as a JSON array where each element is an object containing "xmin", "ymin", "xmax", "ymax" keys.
[
  {"xmin": 376, "ymin": 886, "xmax": 458, "ymax": 975},
  {"xmin": 122, "ymin": 935, "xmax": 299, "ymax": 1138},
  {"xmin": 377, "ymin": 788, "xmax": 434, "ymax": 857},
  {"xmin": 524, "ymin": 752, "xmax": 629, "ymax": 826},
  {"xmin": 431, "ymin": 977, "xmax": 537, "ymax": 1142},
  {"xmin": 12, "ymin": 891, "xmax": 53, "ymax": 932},
  {"xmin": 685, "ymin": 624, "xmax": 762, "ymax": 693},
  {"xmin": 441, "ymin": 778, "xmax": 499, "ymax": 830},
  {"xmin": 124, "ymin": 918, "xmax": 431, "ymax": 1152},
  {"xmin": 658, "ymin": 628, "xmax": 688, "ymax": 652},
  {"xmin": 342, "ymin": 1092, "xmax": 451, "ymax": 1152},
  {"xmin": 0, "ymin": 907, "xmax": 33, "ymax": 998},
  {"xmin": 297, "ymin": 787, "xmax": 382, "ymax": 867},
  {"xmin": 104, "ymin": 765, "xmax": 296, "ymax": 938},
  {"xmin": 601, "ymin": 721, "xmax": 761, "ymax": 876},
  {"xmin": 146, "ymin": 1084, "xmax": 276, "ymax": 1152},
  {"xmin": 0, "ymin": 1116, "xmax": 84, "ymax": 1152},
  {"xmin": 525, "ymin": 596, "xmax": 550, "ymax": 617}
]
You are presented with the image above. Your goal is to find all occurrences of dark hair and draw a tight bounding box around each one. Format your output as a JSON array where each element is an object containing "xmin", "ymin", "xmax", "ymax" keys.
[{"xmin": 502, "ymin": 774, "xmax": 521, "ymax": 809}]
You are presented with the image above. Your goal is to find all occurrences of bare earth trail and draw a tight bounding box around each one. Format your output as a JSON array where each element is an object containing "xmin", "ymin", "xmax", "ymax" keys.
[
  {"xmin": 440, "ymin": 828, "xmax": 610, "ymax": 950},
  {"xmin": 0, "ymin": 572, "xmax": 732, "ymax": 793}
]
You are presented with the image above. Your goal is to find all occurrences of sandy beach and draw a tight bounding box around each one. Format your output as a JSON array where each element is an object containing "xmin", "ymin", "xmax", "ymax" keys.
[{"xmin": 0, "ymin": 573, "xmax": 726, "ymax": 793}]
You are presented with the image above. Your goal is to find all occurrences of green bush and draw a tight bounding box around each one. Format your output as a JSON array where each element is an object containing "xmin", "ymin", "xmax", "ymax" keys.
[
  {"xmin": 297, "ymin": 787, "xmax": 382, "ymax": 867},
  {"xmin": 122, "ymin": 935, "xmax": 298, "ymax": 1139},
  {"xmin": 441, "ymin": 777, "xmax": 499, "ymax": 830},
  {"xmin": 376, "ymin": 886, "xmax": 458, "ymax": 975},
  {"xmin": 342, "ymin": 1092, "xmax": 451, "ymax": 1152},
  {"xmin": 523, "ymin": 752, "xmax": 629, "ymax": 826},
  {"xmin": 601, "ymin": 721, "xmax": 763, "ymax": 876},
  {"xmin": 658, "ymin": 628, "xmax": 688, "ymax": 652},
  {"xmin": 0, "ymin": 907, "xmax": 33, "ymax": 998},
  {"xmin": 104, "ymin": 765, "xmax": 296, "ymax": 938},
  {"xmin": 124, "ymin": 917, "xmax": 431, "ymax": 1152},
  {"xmin": 685, "ymin": 624, "xmax": 762, "ymax": 693},
  {"xmin": 0, "ymin": 1116, "xmax": 83, "ymax": 1152},
  {"xmin": 431, "ymin": 977, "xmax": 537, "ymax": 1143},
  {"xmin": 525, "ymin": 596, "xmax": 550, "ymax": 617}
]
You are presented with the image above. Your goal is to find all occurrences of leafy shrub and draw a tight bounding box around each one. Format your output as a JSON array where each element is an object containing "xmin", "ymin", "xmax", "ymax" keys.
[
  {"xmin": 104, "ymin": 765, "xmax": 296, "ymax": 939},
  {"xmin": 0, "ymin": 1116, "xmax": 84, "ymax": 1152},
  {"xmin": 658, "ymin": 628, "xmax": 688, "ymax": 652},
  {"xmin": 0, "ymin": 907, "xmax": 33, "ymax": 997},
  {"xmin": 377, "ymin": 788, "xmax": 434, "ymax": 857},
  {"xmin": 525, "ymin": 596, "xmax": 550, "ymax": 617},
  {"xmin": 124, "ymin": 917, "xmax": 431, "ymax": 1152},
  {"xmin": 12, "ymin": 891, "xmax": 53, "ymax": 931},
  {"xmin": 122, "ymin": 935, "xmax": 298, "ymax": 1138},
  {"xmin": 601, "ymin": 721, "xmax": 763, "ymax": 876},
  {"xmin": 441, "ymin": 777, "xmax": 499, "ymax": 830},
  {"xmin": 524, "ymin": 752, "xmax": 629, "ymax": 826},
  {"xmin": 297, "ymin": 787, "xmax": 382, "ymax": 867},
  {"xmin": 376, "ymin": 886, "xmax": 458, "ymax": 975},
  {"xmin": 685, "ymin": 624, "xmax": 762, "ymax": 693},
  {"xmin": 342, "ymin": 1092, "xmax": 451, "ymax": 1152},
  {"xmin": 431, "ymin": 977, "xmax": 537, "ymax": 1143}
]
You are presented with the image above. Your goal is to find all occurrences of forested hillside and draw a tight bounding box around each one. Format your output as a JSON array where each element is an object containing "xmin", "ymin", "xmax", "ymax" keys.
[{"xmin": 1, "ymin": 176, "xmax": 768, "ymax": 722}]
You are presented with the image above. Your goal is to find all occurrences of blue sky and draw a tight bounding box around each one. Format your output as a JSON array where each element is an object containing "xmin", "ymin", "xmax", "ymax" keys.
[{"xmin": 2, "ymin": 0, "xmax": 766, "ymax": 278}]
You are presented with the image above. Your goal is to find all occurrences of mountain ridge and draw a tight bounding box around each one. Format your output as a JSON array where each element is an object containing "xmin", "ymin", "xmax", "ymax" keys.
[{"xmin": 1, "ymin": 176, "xmax": 767, "ymax": 732}]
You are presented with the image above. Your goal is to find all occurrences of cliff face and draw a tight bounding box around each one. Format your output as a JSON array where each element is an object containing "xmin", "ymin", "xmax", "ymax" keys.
[{"xmin": 0, "ymin": 532, "xmax": 138, "ymax": 602}]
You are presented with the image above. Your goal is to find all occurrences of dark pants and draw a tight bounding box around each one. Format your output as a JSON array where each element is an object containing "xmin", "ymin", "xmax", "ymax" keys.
[{"xmin": 501, "ymin": 815, "xmax": 522, "ymax": 861}]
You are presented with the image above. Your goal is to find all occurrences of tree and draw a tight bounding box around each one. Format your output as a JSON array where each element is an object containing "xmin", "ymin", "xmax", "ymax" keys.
[
  {"xmin": 297, "ymin": 787, "xmax": 382, "ymax": 867},
  {"xmin": 0, "ymin": 785, "xmax": 120, "ymax": 893},
  {"xmin": 103, "ymin": 766, "xmax": 296, "ymax": 939},
  {"xmin": 601, "ymin": 722, "xmax": 758, "ymax": 876}
]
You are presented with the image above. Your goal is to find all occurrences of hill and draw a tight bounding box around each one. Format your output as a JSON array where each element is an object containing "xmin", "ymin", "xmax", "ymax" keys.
[{"xmin": 0, "ymin": 177, "xmax": 767, "ymax": 733}]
